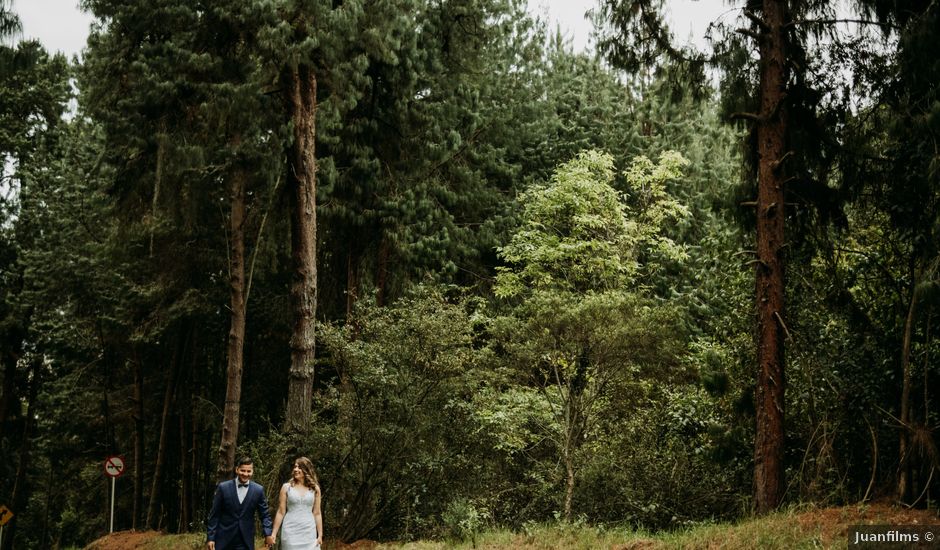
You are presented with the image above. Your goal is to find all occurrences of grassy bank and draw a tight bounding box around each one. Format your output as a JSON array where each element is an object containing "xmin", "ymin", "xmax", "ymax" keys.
[{"xmin": 85, "ymin": 503, "xmax": 938, "ymax": 550}]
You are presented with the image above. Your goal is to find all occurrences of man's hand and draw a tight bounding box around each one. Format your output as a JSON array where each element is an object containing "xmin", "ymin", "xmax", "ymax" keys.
[
  {"xmin": 264, "ymin": 535, "xmax": 275, "ymax": 547},
  {"xmin": 206, "ymin": 542, "xmax": 215, "ymax": 550}
]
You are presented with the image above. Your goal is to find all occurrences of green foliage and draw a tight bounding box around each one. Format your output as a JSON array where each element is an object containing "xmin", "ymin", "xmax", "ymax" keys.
[
  {"xmin": 495, "ymin": 149, "xmax": 689, "ymax": 297},
  {"xmin": 441, "ymin": 497, "xmax": 489, "ymax": 544},
  {"xmin": 0, "ymin": 41, "xmax": 69, "ymax": 168},
  {"xmin": 310, "ymin": 285, "xmax": 488, "ymax": 541},
  {"xmin": 14, "ymin": 0, "xmax": 940, "ymax": 543},
  {"xmin": 577, "ymin": 385, "xmax": 746, "ymax": 528}
]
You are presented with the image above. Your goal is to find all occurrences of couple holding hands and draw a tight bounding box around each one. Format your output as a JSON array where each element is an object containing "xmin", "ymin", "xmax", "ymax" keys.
[{"xmin": 206, "ymin": 456, "xmax": 323, "ymax": 550}]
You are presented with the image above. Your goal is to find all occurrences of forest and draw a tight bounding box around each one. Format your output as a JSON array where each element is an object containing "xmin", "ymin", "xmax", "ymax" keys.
[{"xmin": 1, "ymin": 0, "xmax": 938, "ymax": 548}]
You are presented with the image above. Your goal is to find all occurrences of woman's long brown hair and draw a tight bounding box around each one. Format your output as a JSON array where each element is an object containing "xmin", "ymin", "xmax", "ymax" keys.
[{"xmin": 292, "ymin": 456, "xmax": 320, "ymax": 494}]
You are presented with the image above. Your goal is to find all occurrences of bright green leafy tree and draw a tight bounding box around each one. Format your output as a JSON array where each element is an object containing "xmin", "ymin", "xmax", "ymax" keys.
[{"xmin": 494, "ymin": 149, "xmax": 689, "ymax": 521}]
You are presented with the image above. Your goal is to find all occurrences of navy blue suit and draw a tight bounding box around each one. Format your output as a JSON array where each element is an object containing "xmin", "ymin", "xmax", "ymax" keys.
[{"xmin": 207, "ymin": 479, "xmax": 274, "ymax": 549}]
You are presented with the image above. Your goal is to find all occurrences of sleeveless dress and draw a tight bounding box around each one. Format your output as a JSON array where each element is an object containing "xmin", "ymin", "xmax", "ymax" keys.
[{"xmin": 280, "ymin": 483, "xmax": 319, "ymax": 550}]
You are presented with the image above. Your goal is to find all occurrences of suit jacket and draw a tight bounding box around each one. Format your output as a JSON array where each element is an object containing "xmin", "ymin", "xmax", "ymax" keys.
[{"xmin": 207, "ymin": 479, "xmax": 273, "ymax": 549}]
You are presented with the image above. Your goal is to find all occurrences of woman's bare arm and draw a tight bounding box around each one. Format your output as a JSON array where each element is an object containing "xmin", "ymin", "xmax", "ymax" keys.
[{"xmin": 271, "ymin": 483, "xmax": 288, "ymax": 541}]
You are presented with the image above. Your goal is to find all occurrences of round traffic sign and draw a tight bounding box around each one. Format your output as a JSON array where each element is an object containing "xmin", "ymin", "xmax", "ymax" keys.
[{"xmin": 104, "ymin": 456, "xmax": 125, "ymax": 478}]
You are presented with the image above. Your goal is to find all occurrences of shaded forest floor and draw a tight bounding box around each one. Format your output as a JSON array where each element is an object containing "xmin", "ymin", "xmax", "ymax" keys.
[{"xmin": 84, "ymin": 502, "xmax": 940, "ymax": 550}]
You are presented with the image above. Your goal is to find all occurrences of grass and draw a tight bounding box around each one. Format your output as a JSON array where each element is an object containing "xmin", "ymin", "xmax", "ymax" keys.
[
  {"xmin": 146, "ymin": 533, "xmax": 206, "ymax": 549},
  {"xmin": 361, "ymin": 511, "xmax": 829, "ymax": 549},
  {"xmin": 85, "ymin": 503, "xmax": 939, "ymax": 550},
  {"xmin": 370, "ymin": 504, "xmax": 911, "ymax": 550}
]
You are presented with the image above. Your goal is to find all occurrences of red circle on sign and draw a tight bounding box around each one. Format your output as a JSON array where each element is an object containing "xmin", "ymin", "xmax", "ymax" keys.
[{"xmin": 104, "ymin": 455, "xmax": 125, "ymax": 478}]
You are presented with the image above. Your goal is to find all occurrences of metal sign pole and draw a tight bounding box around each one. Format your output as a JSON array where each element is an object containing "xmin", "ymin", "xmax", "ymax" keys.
[
  {"xmin": 103, "ymin": 455, "xmax": 124, "ymax": 534},
  {"xmin": 110, "ymin": 476, "xmax": 116, "ymax": 533}
]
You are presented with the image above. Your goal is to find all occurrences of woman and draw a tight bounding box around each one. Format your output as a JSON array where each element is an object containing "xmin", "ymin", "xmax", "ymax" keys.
[{"xmin": 271, "ymin": 457, "xmax": 323, "ymax": 550}]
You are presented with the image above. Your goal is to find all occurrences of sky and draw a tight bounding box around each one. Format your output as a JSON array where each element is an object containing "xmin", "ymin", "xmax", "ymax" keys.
[
  {"xmin": 530, "ymin": 0, "xmax": 733, "ymax": 52},
  {"xmin": 10, "ymin": 0, "xmax": 734, "ymax": 59},
  {"xmin": 10, "ymin": 0, "xmax": 94, "ymax": 59}
]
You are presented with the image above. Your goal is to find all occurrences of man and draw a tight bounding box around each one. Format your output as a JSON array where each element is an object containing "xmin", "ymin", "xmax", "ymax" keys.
[{"xmin": 207, "ymin": 457, "xmax": 275, "ymax": 550}]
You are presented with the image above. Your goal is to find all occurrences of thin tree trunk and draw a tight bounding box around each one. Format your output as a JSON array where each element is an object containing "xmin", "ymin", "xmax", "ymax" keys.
[
  {"xmin": 146, "ymin": 326, "xmax": 184, "ymax": 527},
  {"xmin": 753, "ymin": 0, "xmax": 789, "ymax": 515},
  {"xmin": 562, "ymin": 354, "xmax": 590, "ymax": 522},
  {"xmin": 376, "ymin": 236, "xmax": 389, "ymax": 308},
  {"xmin": 346, "ymin": 249, "xmax": 360, "ymax": 321},
  {"xmin": 217, "ymin": 167, "xmax": 249, "ymax": 481},
  {"xmin": 42, "ymin": 466, "xmax": 53, "ymax": 547},
  {"xmin": 178, "ymin": 326, "xmax": 195, "ymax": 532},
  {"xmin": 283, "ymin": 62, "xmax": 318, "ymax": 433},
  {"xmin": 0, "ymin": 350, "xmax": 18, "ymax": 427},
  {"xmin": 337, "ymin": 250, "xmax": 358, "ymax": 433},
  {"xmin": 564, "ymin": 449, "xmax": 575, "ymax": 522},
  {"xmin": 3, "ymin": 359, "xmax": 39, "ymax": 550},
  {"xmin": 132, "ymin": 354, "xmax": 145, "ymax": 529},
  {"xmin": 150, "ymin": 124, "xmax": 166, "ymax": 257},
  {"xmin": 924, "ymin": 316, "xmax": 931, "ymax": 422},
  {"xmin": 897, "ymin": 285, "xmax": 916, "ymax": 502}
]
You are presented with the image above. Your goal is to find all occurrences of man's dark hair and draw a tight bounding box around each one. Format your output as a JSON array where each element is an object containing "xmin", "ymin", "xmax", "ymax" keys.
[{"xmin": 235, "ymin": 456, "xmax": 253, "ymax": 468}]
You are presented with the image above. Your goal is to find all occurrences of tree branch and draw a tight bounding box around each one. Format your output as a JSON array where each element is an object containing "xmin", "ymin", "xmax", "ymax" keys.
[
  {"xmin": 773, "ymin": 311, "xmax": 792, "ymax": 340},
  {"xmin": 787, "ymin": 18, "xmax": 901, "ymax": 30},
  {"xmin": 772, "ymin": 151, "xmax": 794, "ymax": 172},
  {"xmin": 736, "ymin": 27, "xmax": 762, "ymax": 41},
  {"xmin": 730, "ymin": 111, "xmax": 763, "ymax": 123},
  {"xmin": 744, "ymin": 10, "xmax": 770, "ymax": 32}
]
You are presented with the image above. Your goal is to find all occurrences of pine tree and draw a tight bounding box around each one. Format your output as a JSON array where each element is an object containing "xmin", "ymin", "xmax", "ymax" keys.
[
  {"xmin": 846, "ymin": 0, "xmax": 940, "ymax": 504},
  {"xmin": 79, "ymin": 0, "xmax": 284, "ymax": 521},
  {"xmin": 594, "ymin": 0, "xmax": 863, "ymax": 512},
  {"xmin": 0, "ymin": 7, "xmax": 71, "ymax": 543}
]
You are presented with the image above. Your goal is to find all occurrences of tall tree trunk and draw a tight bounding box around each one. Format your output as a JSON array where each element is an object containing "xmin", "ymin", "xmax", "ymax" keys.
[
  {"xmin": 217, "ymin": 167, "xmax": 249, "ymax": 481},
  {"xmin": 0, "ymin": 350, "xmax": 18, "ymax": 427},
  {"xmin": 178, "ymin": 326, "xmax": 196, "ymax": 532},
  {"xmin": 563, "ymin": 447, "xmax": 575, "ymax": 522},
  {"xmin": 41, "ymin": 466, "xmax": 53, "ymax": 547},
  {"xmin": 2, "ymin": 359, "xmax": 38, "ymax": 550},
  {"xmin": 283, "ymin": 62, "xmax": 318, "ymax": 433},
  {"xmin": 132, "ymin": 354, "xmax": 145, "ymax": 529},
  {"xmin": 146, "ymin": 326, "xmax": 185, "ymax": 527},
  {"xmin": 346, "ymin": 249, "xmax": 360, "ymax": 321},
  {"xmin": 897, "ymin": 284, "xmax": 917, "ymax": 502},
  {"xmin": 753, "ymin": 0, "xmax": 789, "ymax": 514},
  {"xmin": 562, "ymin": 353, "xmax": 588, "ymax": 522},
  {"xmin": 376, "ymin": 236, "xmax": 389, "ymax": 308},
  {"xmin": 150, "ymin": 124, "xmax": 166, "ymax": 257},
  {"xmin": 178, "ymin": 413, "xmax": 189, "ymax": 532}
]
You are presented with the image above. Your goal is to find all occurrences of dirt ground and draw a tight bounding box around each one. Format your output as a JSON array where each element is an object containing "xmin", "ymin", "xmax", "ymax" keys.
[
  {"xmin": 796, "ymin": 502, "xmax": 940, "ymax": 547},
  {"xmin": 84, "ymin": 530, "xmax": 163, "ymax": 550}
]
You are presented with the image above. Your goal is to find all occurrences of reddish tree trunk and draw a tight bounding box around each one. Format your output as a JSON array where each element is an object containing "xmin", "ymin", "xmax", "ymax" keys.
[
  {"xmin": 283, "ymin": 62, "xmax": 318, "ymax": 433},
  {"xmin": 753, "ymin": 0, "xmax": 789, "ymax": 514},
  {"xmin": 3, "ymin": 360, "xmax": 38, "ymax": 550},
  {"xmin": 0, "ymin": 350, "xmax": 18, "ymax": 427},
  {"xmin": 217, "ymin": 167, "xmax": 249, "ymax": 481},
  {"xmin": 897, "ymin": 286, "xmax": 916, "ymax": 502},
  {"xmin": 132, "ymin": 354, "xmax": 145, "ymax": 529},
  {"xmin": 146, "ymin": 326, "xmax": 185, "ymax": 527},
  {"xmin": 376, "ymin": 236, "xmax": 389, "ymax": 308}
]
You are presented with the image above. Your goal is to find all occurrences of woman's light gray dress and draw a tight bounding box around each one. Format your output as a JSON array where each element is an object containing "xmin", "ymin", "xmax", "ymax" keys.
[{"xmin": 280, "ymin": 483, "xmax": 319, "ymax": 550}]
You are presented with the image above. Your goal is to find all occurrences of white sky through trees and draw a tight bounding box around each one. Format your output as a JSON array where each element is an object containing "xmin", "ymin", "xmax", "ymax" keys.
[{"xmin": 12, "ymin": 0, "xmax": 731, "ymax": 59}]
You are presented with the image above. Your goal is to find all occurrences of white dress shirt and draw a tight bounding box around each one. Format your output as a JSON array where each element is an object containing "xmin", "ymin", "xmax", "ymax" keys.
[{"xmin": 236, "ymin": 479, "xmax": 249, "ymax": 503}]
